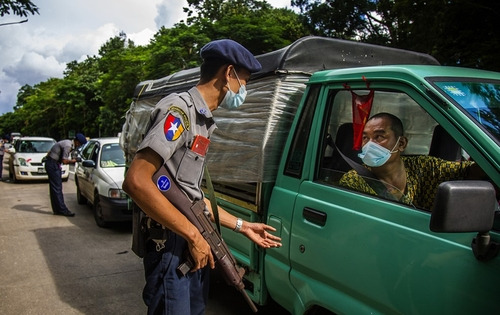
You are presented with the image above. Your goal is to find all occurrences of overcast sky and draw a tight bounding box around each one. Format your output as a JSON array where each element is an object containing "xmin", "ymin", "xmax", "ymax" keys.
[{"xmin": 0, "ymin": 0, "xmax": 292, "ymax": 115}]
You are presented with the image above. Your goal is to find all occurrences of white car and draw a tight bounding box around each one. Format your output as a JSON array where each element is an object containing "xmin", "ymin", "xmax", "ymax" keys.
[
  {"xmin": 74, "ymin": 137, "xmax": 130, "ymax": 227},
  {"xmin": 8, "ymin": 136, "xmax": 70, "ymax": 182}
]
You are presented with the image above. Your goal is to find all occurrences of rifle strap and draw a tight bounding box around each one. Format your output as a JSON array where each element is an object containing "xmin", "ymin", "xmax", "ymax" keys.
[{"xmin": 204, "ymin": 165, "xmax": 221, "ymax": 234}]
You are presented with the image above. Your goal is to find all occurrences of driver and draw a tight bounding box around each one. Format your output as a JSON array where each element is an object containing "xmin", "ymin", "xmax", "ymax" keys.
[{"xmin": 339, "ymin": 112, "xmax": 484, "ymax": 210}]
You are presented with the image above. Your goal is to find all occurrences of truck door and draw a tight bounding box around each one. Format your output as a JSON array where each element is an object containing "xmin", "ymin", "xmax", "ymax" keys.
[{"xmin": 286, "ymin": 85, "xmax": 500, "ymax": 314}]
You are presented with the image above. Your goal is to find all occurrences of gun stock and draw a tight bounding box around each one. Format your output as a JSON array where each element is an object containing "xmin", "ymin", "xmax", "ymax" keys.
[{"xmin": 152, "ymin": 165, "xmax": 258, "ymax": 313}]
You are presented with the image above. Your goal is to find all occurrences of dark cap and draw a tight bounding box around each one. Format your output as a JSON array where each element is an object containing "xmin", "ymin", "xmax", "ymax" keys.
[
  {"xmin": 74, "ymin": 133, "xmax": 87, "ymax": 145},
  {"xmin": 200, "ymin": 39, "xmax": 262, "ymax": 73}
]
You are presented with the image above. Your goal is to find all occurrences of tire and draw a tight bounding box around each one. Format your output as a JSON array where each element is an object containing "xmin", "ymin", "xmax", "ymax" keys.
[
  {"xmin": 9, "ymin": 168, "xmax": 17, "ymax": 183},
  {"xmin": 93, "ymin": 193, "xmax": 109, "ymax": 228},
  {"xmin": 75, "ymin": 180, "xmax": 87, "ymax": 205}
]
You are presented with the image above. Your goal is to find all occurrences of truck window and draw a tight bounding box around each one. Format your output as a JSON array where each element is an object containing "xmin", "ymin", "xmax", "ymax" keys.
[
  {"xmin": 284, "ymin": 85, "xmax": 321, "ymax": 178},
  {"xmin": 316, "ymin": 88, "xmax": 486, "ymax": 211}
]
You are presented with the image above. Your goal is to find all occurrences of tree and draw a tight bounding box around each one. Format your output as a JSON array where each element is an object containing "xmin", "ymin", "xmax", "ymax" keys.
[
  {"xmin": 186, "ymin": 0, "xmax": 308, "ymax": 54},
  {"xmin": 96, "ymin": 33, "xmax": 148, "ymax": 136},
  {"xmin": 0, "ymin": 0, "xmax": 38, "ymax": 17},
  {"xmin": 292, "ymin": 0, "xmax": 375, "ymax": 39},
  {"xmin": 145, "ymin": 23, "xmax": 209, "ymax": 79},
  {"xmin": 59, "ymin": 58, "xmax": 102, "ymax": 138},
  {"xmin": 292, "ymin": 0, "xmax": 500, "ymax": 71}
]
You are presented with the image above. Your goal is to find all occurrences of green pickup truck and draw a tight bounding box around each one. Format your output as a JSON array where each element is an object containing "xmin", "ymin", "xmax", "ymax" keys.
[{"xmin": 121, "ymin": 37, "xmax": 500, "ymax": 314}]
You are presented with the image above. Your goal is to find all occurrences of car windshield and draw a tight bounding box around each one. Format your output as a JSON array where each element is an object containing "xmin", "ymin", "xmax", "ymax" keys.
[
  {"xmin": 100, "ymin": 143, "xmax": 125, "ymax": 168},
  {"xmin": 433, "ymin": 80, "xmax": 500, "ymax": 143},
  {"xmin": 17, "ymin": 140, "xmax": 55, "ymax": 153}
]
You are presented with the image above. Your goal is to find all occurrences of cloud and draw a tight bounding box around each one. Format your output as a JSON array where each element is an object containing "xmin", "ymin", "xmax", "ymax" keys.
[
  {"xmin": 4, "ymin": 52, "xmax": 66, "ymax": 85},
  {"xmin": 0, "ymin": 78, "xmax": 21, "ymax": 114},
  {"xmin": 0, "ymin": 0, "xmax": 291, "ymax": 115},
  {"xmin": 155, "ymin": 0, "xmax": 187, "ymax": 29},
  {"xmin": 0, "ymin": 0, "xmax": 166, "ymax": 115}
]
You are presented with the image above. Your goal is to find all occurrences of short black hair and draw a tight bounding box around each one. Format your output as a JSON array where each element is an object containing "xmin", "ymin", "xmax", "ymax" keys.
[
  {"xmin": 199, "ymin": 58, "xmax": 243, "ymax": 83},
  {"xmin": 369, "ymin": 112, "xmax": 404, "ymax": 137}
]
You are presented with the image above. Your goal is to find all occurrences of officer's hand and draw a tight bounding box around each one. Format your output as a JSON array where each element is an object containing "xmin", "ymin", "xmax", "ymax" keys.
[
  {"xmin": 188, "ymin": 236, "xmax": 215, "ymax": 271},
  {"xmin": 241, "ymin": 222, "xmax": 282, "ymax": 249}
]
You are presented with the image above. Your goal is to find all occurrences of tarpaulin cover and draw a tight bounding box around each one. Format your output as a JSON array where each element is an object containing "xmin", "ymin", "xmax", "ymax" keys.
[{"xmin": 120, "ymin": 36, "xmax": 439, "ymax": 183}]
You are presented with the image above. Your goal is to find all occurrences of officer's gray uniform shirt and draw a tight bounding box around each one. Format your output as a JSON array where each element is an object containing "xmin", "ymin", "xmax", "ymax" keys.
[
  {"xmin": 138, "ymin": 87, "xmax": 217, "ymax": 201},
  {"xmin": 47, "ymin": 140, "xmax": 72, "ymax": 162}
]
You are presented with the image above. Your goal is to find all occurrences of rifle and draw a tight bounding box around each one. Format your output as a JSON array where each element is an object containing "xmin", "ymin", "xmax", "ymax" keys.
[{"xmin": 152, "ymin": 164, "xmax": 258, "ymax": 313}]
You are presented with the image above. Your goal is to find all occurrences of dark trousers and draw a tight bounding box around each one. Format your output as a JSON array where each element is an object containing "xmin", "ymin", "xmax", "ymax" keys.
[
  {"xmin": 0, "ymin": 154, "xmax": 3, "ymax": 178},
  {"xmin": 143, "ymin": 231, "xmax": 209, "ymax": 315},
  {"xmin": 45, "ymin": 157, "xmax": 69, "ymax": 214}
]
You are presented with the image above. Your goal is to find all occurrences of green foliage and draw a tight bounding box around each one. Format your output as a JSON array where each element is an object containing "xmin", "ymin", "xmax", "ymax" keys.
[
  {"xmin": 292, "ymin": 0, "xmax": 500, "ymax": 70},
  {"xmin": 0, "ymin": 0, "xmax": 498, "ymax": 139},
  {"xmin": 0, "ymin": 0, "xmax": 38, "ymax": 17},
  {"xmin": 292, "ymin": 0, "xmax": 375, "ymax": 39},
  {"xmin": 96, "ymin": 33, "xmax": 147, "ymax": 137},
  {"xmin": 145, "ymin": 24, "xmax": 209, "ymax": 79}
]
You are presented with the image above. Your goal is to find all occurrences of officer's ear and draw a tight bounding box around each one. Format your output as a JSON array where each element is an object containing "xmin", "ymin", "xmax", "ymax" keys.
[{"xmin": 224, "ymin": 65, "xmax": 235, "ymax": 81}]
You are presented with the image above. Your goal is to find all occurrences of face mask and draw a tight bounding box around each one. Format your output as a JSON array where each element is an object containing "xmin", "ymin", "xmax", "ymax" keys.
[
  {"xmin": 358, "ymin": 137, "xmax": 400, "ymax": 167},
  {"xmin": 219, "ymin": 69, "xmax": 247, "ymax": 110}
]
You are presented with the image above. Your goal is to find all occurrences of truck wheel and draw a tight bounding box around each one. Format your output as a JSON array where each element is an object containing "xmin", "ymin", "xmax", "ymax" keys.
[{"xmin": 93, "ymin": 193, "xmax": 109, "ymax": 228}]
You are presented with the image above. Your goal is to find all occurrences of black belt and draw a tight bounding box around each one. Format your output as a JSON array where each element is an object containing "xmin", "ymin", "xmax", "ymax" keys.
[{"xmin": 46, "ymin": 156, "xmax": 60, "ymax": 163}]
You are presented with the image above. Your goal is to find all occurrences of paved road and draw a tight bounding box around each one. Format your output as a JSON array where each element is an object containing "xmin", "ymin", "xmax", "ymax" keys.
[{"xmin": 0, "ymin": 159, "xmax": 289, "ymax": 314}]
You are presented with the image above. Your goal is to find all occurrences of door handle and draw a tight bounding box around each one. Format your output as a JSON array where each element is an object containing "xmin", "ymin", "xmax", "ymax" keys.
[{"xmin": 303, "ymin": 207, "xmax": 327, "ymax": 226}]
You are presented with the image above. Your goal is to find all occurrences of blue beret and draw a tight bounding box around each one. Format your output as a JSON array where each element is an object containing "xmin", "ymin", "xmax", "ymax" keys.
[
  {"xmin": 74, "ymin": 133, "xmax": 87, "ymax": 145},
  {"xmin": 200, "ymin": 39, "xmax": 262, "ymax": 73}
]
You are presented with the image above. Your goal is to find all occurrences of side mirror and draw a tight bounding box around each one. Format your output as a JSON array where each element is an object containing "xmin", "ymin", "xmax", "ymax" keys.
[
  {"xmin": 82, "ymin": 160, "xmax": 96, "ymax": 168},
  {"xmin": 430, "ymin": 181, "xmax": 496, "ymax": 233},
  {"xmin": 430, "ymin": 181, "xmax": 499, "ymax": 261}
]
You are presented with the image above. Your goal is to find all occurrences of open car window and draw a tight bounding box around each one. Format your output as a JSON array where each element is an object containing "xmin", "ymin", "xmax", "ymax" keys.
[{"xmin": 315, "ymin": 88, "xmax": 483, "ymax": 211}]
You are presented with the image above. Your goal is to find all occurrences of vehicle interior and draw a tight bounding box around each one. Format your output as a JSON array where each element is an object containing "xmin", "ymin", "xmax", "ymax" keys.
[
  {"xmin": 317, "ymin": 89, "xmax": 489, "ymax": 211},
  {"xmin": 16, "ymin": 140, "xmax": 55, "ymax": 153}
]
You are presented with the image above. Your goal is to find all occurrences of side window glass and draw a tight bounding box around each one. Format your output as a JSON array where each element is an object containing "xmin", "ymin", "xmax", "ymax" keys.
[
  {"xmin": 284, "ymin": 85, "xmax": 321, "ymax": 178},
  {"xmin": 91, "ymin": 146, "xmax": 99, "ymax": 163},
  {"xmin": 315, "ymin": 88, "xmax": 487, "ymax": 211},
  {"xmin": 81, "ymin": 142, "xmax": 95, "ymax": 160}
]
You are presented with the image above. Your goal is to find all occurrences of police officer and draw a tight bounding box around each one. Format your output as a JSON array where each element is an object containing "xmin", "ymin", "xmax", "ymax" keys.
[
  {"xmin": 123, "ymin": 39, "xmax": 282, "ymax": 314},
  {"xmin": 45, "ymin": 133, "xmax": 87, "ymax": 216}
]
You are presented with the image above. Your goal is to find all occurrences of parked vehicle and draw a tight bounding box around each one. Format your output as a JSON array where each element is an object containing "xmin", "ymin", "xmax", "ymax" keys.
[
  {"xmin": 8, "ymin": 136, "xmax": 69, "ymax": 182},
  {"xmin": 121, "ymin": 36, "xmax": 500, "ymax": 314},
  {"xmin": 75, "ymin": 137, "xmax": 130, "ymax": 227}
]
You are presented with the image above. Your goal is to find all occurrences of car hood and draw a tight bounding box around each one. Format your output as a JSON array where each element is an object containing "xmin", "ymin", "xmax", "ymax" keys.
[
  {"xmin": 101, "ymin": 167, "xmax": 125, "ymax": 187},
  {"xmin": 14, "ymin": 152, "xmax": 47, "ymax": 162}
]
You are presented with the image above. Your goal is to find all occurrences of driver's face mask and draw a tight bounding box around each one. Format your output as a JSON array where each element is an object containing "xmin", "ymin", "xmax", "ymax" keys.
[
  {"xmin": 358, "ymin": 137, "xmax": 401, "ymax": 167},
  {"xmin": 219, "ymin": 68, "xmax": 247, "ymax": 110}
]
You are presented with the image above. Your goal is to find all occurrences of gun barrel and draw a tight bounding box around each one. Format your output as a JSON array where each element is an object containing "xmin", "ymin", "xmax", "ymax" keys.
[{"xmin": 240, "ymin": 288, "xmax": 258, "ymax": 313}]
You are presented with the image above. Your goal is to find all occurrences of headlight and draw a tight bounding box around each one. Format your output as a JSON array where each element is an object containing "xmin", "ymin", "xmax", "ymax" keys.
[
  {"xmin": 108, "ymin": 188, "xmax": 125, "ymax": 199},
  {"xmin": 19, "ymin": 158, "xmax": 27, "ymax": 166}
]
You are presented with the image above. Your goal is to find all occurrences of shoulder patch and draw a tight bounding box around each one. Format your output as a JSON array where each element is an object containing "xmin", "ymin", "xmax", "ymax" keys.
[
  {"xmin": 164, "ymin": 113, "xmax": 185, "ymax": 141},
  {"xmin": 163, "ymin": 106, "xmax": 190, "ymax": 141},
  {"xmin": 169, "ymin": 106, "xmax": 190, "ymax": 131}
]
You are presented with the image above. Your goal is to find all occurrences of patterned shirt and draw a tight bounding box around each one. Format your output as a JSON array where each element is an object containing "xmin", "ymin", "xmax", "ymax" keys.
[{"xmin": 339, "ymin": 156, "xmax": 473, "ymax": 210}]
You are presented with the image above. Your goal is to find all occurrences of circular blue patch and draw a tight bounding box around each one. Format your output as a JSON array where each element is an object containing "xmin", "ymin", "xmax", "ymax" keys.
[{"xmin": 156, "ymin": 175, "xmax": 171, "ymax": 191}]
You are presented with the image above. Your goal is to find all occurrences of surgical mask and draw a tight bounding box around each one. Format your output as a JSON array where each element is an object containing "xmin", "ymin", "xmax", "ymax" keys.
[
  {"xmin": 358, "ymin": 137, "xmax": 401, "ymax": 167},
  {"xmin": 219, "ymin": 69, "xmax": 247, "ymax": 110}
]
